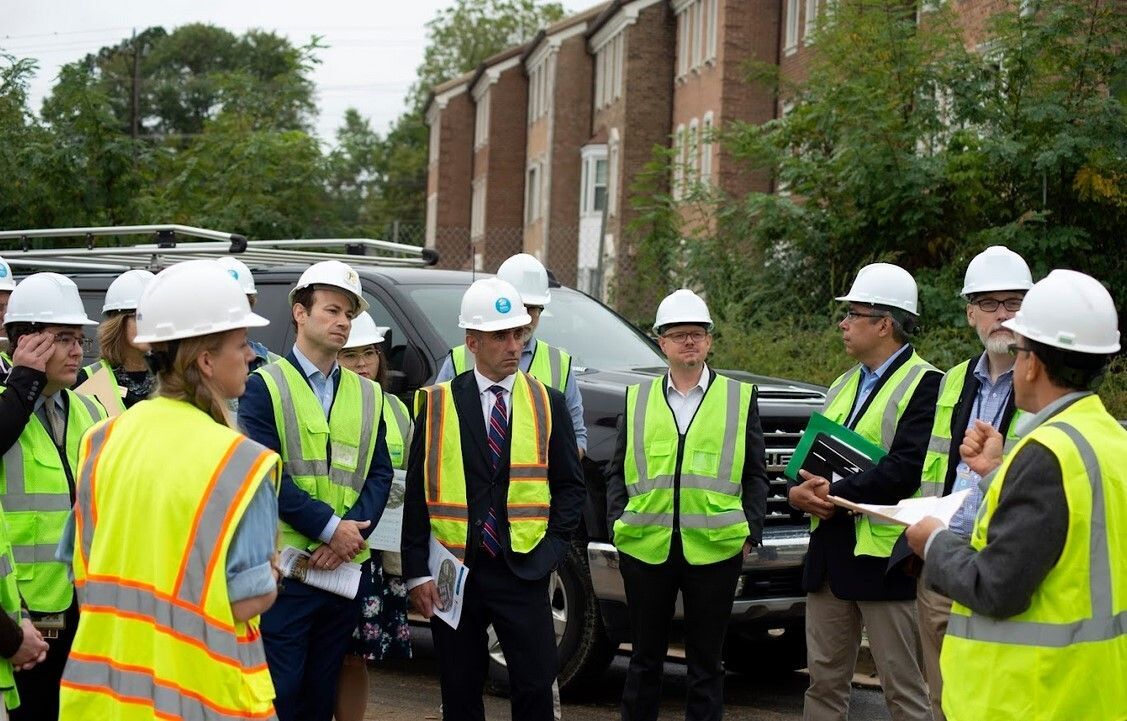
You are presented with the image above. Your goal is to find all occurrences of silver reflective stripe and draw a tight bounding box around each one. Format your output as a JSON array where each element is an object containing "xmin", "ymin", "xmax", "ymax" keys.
[
  {"xmin": 428, "ymin": 503, "xmax": 468, "ymax": 519},
  {"xmin": 627, "ymin": 473, "xmax": 741, "ymax": 498},
  {"xmin": 523, "ymin": 373, "xmax": 551, "ymax": 462},
  {"xmin": 714, "ymin": 378, "xmax": 742, "ymax": 486},
  {"xmin": 75, "ymin": 420, "xmax": 115, "ymax": 566},
  {"xmin": 629, "ymin": 381, "xmax": 655, "ymax": 490},
  {"xmin": 259, "ymin": 364, "xmax": 316, "ymax": 477},
  {"xmin": 423, "ymin": 386, "xmax": 444, "ymax": 502},
  {"xmin": 386, "ymin": 396, "xmax": 412, "ymax": 454},
  {"xmin": 11, "ymin": 543, "xmax": 63, "ymax": 564},
  {"xmin": 823, "ymin": 368, "xmax": 860, "ymax": 413},
  {"xmin": 510, "ymin": 466, "xmax": 549, "ymax": 480},
  {"xmin": 328, "ymin": 379, "xmax": 377, "ymax": 493},
  {"xmin": 546, "ymin": 344, "xmax": 562, "ymax": 391},
  {"xmin": 680, "ymin": 510, "xmax": 746, "ymax": 529},
  {"xmin": 948, "ymin": 420, "xmax": 1121, "ymax": 648},
  {"xmin": 1, "ymin": 425, "xmax": 72, "ymax": 512},
  {"xmin": 175, "ymin": 438, "xmax": 269, "ymax": 606},
  {"xmin": 63, "ymin": 655, "xmax": 276, "ymax": 721},
  {"xmin": 509, "ymin": 505, "xmax": 550, "ymax": 519},
  {"xmin": 0, "ymin": 555, "xmax": 11, "ymax": 577},
  {"xmin": 80, "ymin": 580, "xmax": 268, "ymax": 669},
  {"xmin": 619, "ymin": 511, "xmax": 673, "ymax": 527},
  {"xmin": 928, "ymin": 435, "xmax": 951, "ymax": 456},
  {"xmin": 880, "ymin": 363, "xmax": 932, "ymax": 447},
  {"xmin": 73, "ymin": 392, "xmax": 102, "ymax": 420}
]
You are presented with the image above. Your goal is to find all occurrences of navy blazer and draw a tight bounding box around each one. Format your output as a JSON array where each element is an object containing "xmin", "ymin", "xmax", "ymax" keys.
[
  {"xmin": 238, "ymin": 352, "xmax": 394, "ymax": 545},
  {"xmin": 402, "ymin": 370, "xmax": 586, "ymax": 582}
]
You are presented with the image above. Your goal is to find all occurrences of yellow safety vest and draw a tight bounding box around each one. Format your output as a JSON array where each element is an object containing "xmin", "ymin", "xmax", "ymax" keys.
[
  {"xmin": 59, "ymin": 396, "xmax": 281, "ymax": 721},
  {"xmin": 383, "ymin": 394, "xmax": 412, "ymax": 471},
  {"xmin": 0, "ymin": 503, "xmax": 21, "ymax": 712},
  {"xmin": 415, "ymin": 372, "xmax": 552, "ymax": 559},
  {"xmin": 615, "ymin": 374, "xmax": 753, "ymax": 565},
  {"xmin": 820, "ymin": 350, "xmax": 937, "ymax": 557},
  {"xmin": 450, "ymin": 339, "xmax": 572, "ymax": 392},
  {"xmin": 940, "ymin": 394, "xmax": 1127, "ymax": 721},
  {"xmin": 80, "ymin": 359, "xmax": 127, "ymax": 414},
  {"xmin": 920, "ymin": 358, "xmax": 1022, "ymax": 497},
  {"xmin": 0, "ymin": 388, "xmax": 106, "ymax": 612},
  {"xmin": 255, "ymin": 361, "xmax": 382, "ymax": 563}
]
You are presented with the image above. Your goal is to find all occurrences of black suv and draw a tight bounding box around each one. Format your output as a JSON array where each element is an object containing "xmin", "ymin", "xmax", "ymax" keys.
[{"xmin": 69, "ymin": 263, "xmax": 824, "ymax": 690}]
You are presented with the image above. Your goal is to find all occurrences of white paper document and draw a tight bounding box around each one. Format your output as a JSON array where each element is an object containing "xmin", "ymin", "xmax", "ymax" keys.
[
  {"xmin": 278, "ymin": 546, "xmax": 363, "ymax": 599},
  {"xmin": 828, "ymin": 489, "xmax": 973, "ymax": 527},
  {"xmin": 428, "ymin": 536, "xmax": 469, "ymax": 630},
  {"xmin": 369, "ymin": 469, "xmax": 406, "ymax": 552}
]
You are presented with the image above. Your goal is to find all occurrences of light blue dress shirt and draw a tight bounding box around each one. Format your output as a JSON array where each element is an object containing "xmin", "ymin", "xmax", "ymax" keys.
[{"xmin": 847, "ymin": 343, "xmax": 910, "ymax": 427}]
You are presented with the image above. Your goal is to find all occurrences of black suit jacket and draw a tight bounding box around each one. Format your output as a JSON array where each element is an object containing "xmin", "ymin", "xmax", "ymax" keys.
[
  {"xmin": 790, "ymin": 345, "xmax": 941, "ymax": 601},
  {"xmin": 402, "ymin": 371, "xmax": 586, "ymax": 582}
]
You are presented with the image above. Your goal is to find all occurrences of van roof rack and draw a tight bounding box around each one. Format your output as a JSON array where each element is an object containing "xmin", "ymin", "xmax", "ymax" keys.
[{"xmin": 0, "ymin": 224, "xmax": 439, "ymax": 273}]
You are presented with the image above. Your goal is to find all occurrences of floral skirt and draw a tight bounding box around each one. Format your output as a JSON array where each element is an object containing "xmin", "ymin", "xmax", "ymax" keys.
[{"xmin": 350, "ymin": 552, "xmax": 412, "ymax": 661}]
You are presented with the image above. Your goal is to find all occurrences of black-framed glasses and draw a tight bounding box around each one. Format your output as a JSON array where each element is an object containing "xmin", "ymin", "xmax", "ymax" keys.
[
  {"xmin": 1007, "ymin": 343, "xmax": 1034, "ymax": 356},
  {"xmin": 841, "ymin": 310, "xmax": 887, "ymax": 322},
  {"xmin": 662, "ymin": 330, "xmax": 709, "ymax": 345},
  {"xmin": 972, "ymin": 298, "xmax": 1023, "ymax": 313}
]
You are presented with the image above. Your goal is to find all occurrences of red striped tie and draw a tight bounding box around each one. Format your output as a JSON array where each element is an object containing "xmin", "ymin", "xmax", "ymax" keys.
[{"xmin": 482, "ymin": 386, "xmax": 507, "ymax": 558}]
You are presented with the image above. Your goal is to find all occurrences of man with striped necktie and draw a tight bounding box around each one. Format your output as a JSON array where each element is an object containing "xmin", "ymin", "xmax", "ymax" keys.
[{"xmin": 402, "ymin": 277, "xmax": 585, "ymax": 721}]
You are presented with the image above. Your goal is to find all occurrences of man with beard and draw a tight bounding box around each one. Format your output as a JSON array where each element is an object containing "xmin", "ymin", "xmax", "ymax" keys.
[{"xmin": 910, "ymin": 245, "xmax": 1033, "ymax": 721}]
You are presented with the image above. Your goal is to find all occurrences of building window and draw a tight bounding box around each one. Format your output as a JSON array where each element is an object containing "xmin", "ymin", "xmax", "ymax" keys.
[
  {"xmin": 608, "ymin": 128, "xmax": 620, "ymax": 216},
  {"xmin": 527, "ymin": 55, "xmax": 553, "ymax": 125},
  {"xmin": 595, "ymin": 32, "xmax": 625, "ymax": 108},
  {"xmin": 473, "ymin": 90, "xmax": 490, "ymax": 149},
  {"xmin": 700, "ymin": 112, "xmax": 714, "ymax": 183},
  {"xmin": 706, "ymin": 0, "xmax": 718, "ymax": 61},
  {"xmin": 525, "ymin": 164, "xmax": 542, "ymax": 224},
  {"xmin": 804, "ymin": 0, "xmax": 819, "ymax": 40},
  {"xmin": 785, "ymin": 0, "xmax": 800, "ymax": 54},
  {"xmin": 471, "ymin": 178, "xmax": 486, "ymax": 239},
  {"xmin": 676, "ymin": 0, "xmax": 719, "ymax": 78},
  {"xmin": 672, "ymin": 123, "xmax": 686, "ymax": 199},
  {"xmin": 428, "ymin": 118, "xmax": 440, "ymax": 165},
  {"xmin": 688, "ymin": 118, "xmax": 700, "ymax": 183},
  {"xmin": 580, "ymin": 147, "xmax": 609, "ymax": 216}
]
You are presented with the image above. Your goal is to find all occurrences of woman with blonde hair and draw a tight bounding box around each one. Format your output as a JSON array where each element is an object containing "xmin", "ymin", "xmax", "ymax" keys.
[
  {"xmin": 334, "ymin": 311, "xmax": 414, "ymax": 721},
  {"xmin": 73, "ymin": 269, "xmax": 156, "ymax": 411},
  {"xmin": 58, "ymin": 260, "xmax": 284, "ymax": 720}
]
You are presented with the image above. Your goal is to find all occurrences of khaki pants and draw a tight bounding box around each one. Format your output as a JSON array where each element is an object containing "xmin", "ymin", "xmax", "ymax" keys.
[
  {"xmin": 803, "ymin": 584, "xmax": 931, "ymax": 721},
  {"xmin": 916, "ymin": 581, "xmax": 953, "ymax": 721}
]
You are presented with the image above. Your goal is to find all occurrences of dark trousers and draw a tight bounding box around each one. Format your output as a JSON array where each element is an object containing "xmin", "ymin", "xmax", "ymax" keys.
[
  {"xmin": 430, "ymin": 552, "xmax": 557, "ymax": 721},
  {"xmin": 260, "ymin": 568, "xmax": 373, "ymax": 721},
  {"xmin": 12, "ymin": 599, "xmax": 79, "ymax": 721},
  {"xmin": 619, "ymin": 535, "xmax": 743, "ymax": 721}
]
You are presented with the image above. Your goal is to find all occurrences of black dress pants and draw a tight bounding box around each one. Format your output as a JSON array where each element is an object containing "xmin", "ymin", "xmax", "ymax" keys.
[
  {"xmin": 619, "ymin": 534, "xmax": 743, "ymax": 721},
  {"xmin": 429, "ymin": 552, "xmax": 557, "ymax": 721},
  {"xmin": 12, "ymin": 599, "xmax": 79, "ymax": 721}
]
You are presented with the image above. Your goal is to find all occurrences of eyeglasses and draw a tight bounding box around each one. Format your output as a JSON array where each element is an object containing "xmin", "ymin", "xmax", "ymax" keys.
[
  {"xmin": 53, "ymin": 333, "xmax": 91, "ymax": 352},
  {"xmin": 972, "ymin": 298, "xmax": 1023, "ymax": 313},
  {"xmin": 1007, "ymin": 343, "xmax": 1034, "ymax": 356},
  {"xmin": 662, "ymin": 330, "xmax": 709, "ymax": 345},
  {"xmin": 841, "ymin": 310, "xmax": 887, "ymax": 322}
]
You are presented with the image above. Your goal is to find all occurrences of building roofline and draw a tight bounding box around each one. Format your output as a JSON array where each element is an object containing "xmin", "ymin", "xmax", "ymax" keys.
[
  {"xmin": 520, "ymin": 2, "xmax": 612, "ymax": 65},
  {"xmin": 468, "ymin": 43, "xmax": 530, "ymax": 92},
  {"xmin": 423, "ymin": 69, "xmax": 476, "ymax": 117}
]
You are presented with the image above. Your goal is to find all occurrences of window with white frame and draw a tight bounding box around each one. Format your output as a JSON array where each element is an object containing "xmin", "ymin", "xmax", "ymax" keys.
[
  {"xmin": 607, "ymin": 128, "xmax": 620, "ymax": 216},
  {"xmin": 527, "ymin": 55, "xmax": 552, "ymax": 125},
  {"xmin": 594, "ymin": 33, "xmax": 625, "ymax": 108},
  {"xmin": 675, "ymin": 0, "xmax": 718, "ymax": 78},
  {"xmin": 804, "ymin": 0, "xmax": 819, "ymax": 41},
  {"xmin": 428, "ymin": 117, "xmax": 440, "ymax": 165},
  {"xmin": 687, "ymin": 119, "xmax": 700, "ymax": 183},
  {"xmin": 580, "ymin": 147, "xmax": 609, "ymax": 216},
  {"xmin": 525, "ymin": 164, "xmax": 542, "ymax": 225},
  {"xmin": 785, "ymin": 0, "xmax": 800, "ymax": 54},
  {"xmin": 777, "ymin": 102, "xmax": 795, "ymax": 196},
  {"xmin": 473, "ymin": 90, "xmax": 490, "ymax": 149},
  {"xmin": 700, "ymin": 112, "xmax": 714, "ymax": 183},
  {"xmin": 471, "ymin": 178, "xmax": 486, "ymax": 239},
  {"xmin": 672, "ymin": 123, "xmax": 686, "ymax": 199}
]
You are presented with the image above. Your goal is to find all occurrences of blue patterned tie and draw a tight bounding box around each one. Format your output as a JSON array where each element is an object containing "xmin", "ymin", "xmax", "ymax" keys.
[{"xmin": 482, "ymin": 385, "xmax": 507, "ymax": 558}]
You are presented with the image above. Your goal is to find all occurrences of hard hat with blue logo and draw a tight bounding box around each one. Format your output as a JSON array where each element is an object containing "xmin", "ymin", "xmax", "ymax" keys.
[{"xmin": 458, "ymin": 278, "xmax": 531, "ymax": 332}]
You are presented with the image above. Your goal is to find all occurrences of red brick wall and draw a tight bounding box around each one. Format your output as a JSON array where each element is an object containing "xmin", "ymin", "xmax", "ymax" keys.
[
  {"xmin": 481, "ymin": 66, "xmax": 529, "ymax": 271},
  {"xmin": 433, "ymin": 90, "xmax": 474, "ymax": 269}
]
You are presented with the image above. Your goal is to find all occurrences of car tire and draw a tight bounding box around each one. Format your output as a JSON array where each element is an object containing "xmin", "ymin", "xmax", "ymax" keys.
[
  {"xmin": 487, "ymin": 541, "xmax": 618, "ymax": 695},
  {"xmin": 723, "ymin": 620, "xmax": 807, "ymax": 676}
]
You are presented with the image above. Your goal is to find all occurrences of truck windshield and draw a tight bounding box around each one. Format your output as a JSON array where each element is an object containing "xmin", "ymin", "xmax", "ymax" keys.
[{"xmin": 405, "ymin": 284, "xmax": 665, "ymax": 371}]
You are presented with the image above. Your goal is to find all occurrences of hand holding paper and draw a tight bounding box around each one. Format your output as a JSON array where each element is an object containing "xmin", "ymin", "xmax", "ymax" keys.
[{"xmin": 906, "ymin": 516, "xmax": 946, "ymax": 557}]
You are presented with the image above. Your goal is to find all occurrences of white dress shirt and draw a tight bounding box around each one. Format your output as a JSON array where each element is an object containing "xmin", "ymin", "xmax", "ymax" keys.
[{"xmin": 665, "ymin": 364, "xmax": 711, "ymax": 434}]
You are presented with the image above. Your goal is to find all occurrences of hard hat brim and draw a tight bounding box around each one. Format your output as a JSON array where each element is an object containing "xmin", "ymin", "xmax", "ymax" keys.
[
  {"xmin": 288, "ymin": 284, "xmax": 370, "ymax": 313},
  {"xmin": 132, "ymin": 311, "xmax": 270, "ymax": 344},
  {"xmin": 458, "ymin": 311, "xmax": 534, "ymax": 333},
  {"xmin": 343, "ymin": 332, "xmax": 387, "ymax": 348},
  {"xmin": 960, "ymin": 281, "xmax": 1034, "ymax": 300},
  {"xmin": 1002, "ymin": 317, "xmax": 1121, "ymax": 354}
]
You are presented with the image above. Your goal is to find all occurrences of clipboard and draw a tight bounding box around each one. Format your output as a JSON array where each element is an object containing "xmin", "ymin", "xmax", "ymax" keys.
[
  {"xmin": 784, "ymin": 413, "xmax": 886, "ymax": 483},
  {"xmin": 74, "ymin": 365, "xmax": 125, "ymax": 417}
]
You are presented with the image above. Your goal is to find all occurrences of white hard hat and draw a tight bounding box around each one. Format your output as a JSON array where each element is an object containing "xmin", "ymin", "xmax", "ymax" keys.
[
  {"xmin": 289, "ymin": 260, "xmax": 369, "ymax": 312},
  {"xmin": 133, "ymin": 260, "xmax": 269, "ymax": 344},
  {"xmin": 5, "ymin": 273, "xmax": 97, "ymax": 326},
  {"xmin": 215, "ymin": 256, "xmax": 257, "ymax": 295},
  {"xmin": 1002, "ymin": 269, "xmax": 1120, "ymax": 354},
  {"xmin": 836, "ymin": 263, "xmax": 919, "ymax": 316},
  {"xmin": 458, "ymin": 278, "xmax": 532, "ymax": 332},
  {"xmin": 961, "ymin": 246, "xmax": 1033, "ymax": 298},
  {"xmin": 342, "ymin": 311, "xmax": 386, "ymax": 348},
  {"xmin": 0, "ymin": 257, "xmax": 15, "ymax": 292},
  {"xmin": 496, "ymin": 253, "xmax": 551, "ymax": 306},
  {"xmin": 102, "ymin": 269, "xmax": 156, "ymax": 314},
  {"xmin": 653, "ymin": 289, "xmax": 713, "ymax": 335}
]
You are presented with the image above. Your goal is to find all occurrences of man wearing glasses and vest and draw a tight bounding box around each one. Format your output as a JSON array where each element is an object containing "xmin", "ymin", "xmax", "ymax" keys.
[
  {"xmin": 788, "ymin": 263, "xmax": 940, "ymax": 721},
  {"xmin": 402, "ymin": 277, "xmax": 584, "ymax": 721},
  {"xmin": 0, "ymin": 273, "xmax": 107, "ymax": 721},
  {"xmin": 238, "ymin": 260, "xmax": 394, "ymax": 721},
  {"xmin": 606, "ymin": 289, "xmax": 769, "ymax": 721},
  {"xmin": 909, "ymin": 246, "xmax": 1032, "ymax": 721},
  {"xmin": 906, "ymin": 269, "xmax": 1127, "ymax": 721},
  {"xmin": 436, "ymin": 253, "xmax": 587, "ymax": 458}
]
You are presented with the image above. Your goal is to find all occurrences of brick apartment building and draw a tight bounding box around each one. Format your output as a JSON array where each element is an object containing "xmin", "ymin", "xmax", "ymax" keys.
[{"xmin": 425, "ymin": 71, "xmax": 475, "ymax": 269}]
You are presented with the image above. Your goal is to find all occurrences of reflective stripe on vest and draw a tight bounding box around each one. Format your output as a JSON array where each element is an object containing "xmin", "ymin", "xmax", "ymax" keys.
[
  {"xmin": 383, "ymin": 394, "xmax": 412, "ymax": 471},
  {"xmin": 615, "ymin": 374, "xmax": 752, "ymax": 565},
  {"xmin": 820, "ymin": 351, "xmax": 937, "ymax": 557},
  {"xmin": 450, "ymin": 340, "xmax": 571, "ymax": 392},
  {"xmin": 921, "ymin": 358, "xmax": 1022, "ymax": 498},
  {"xmin": 417, "ymin": 372, "xmax": 551, "ymax": 558},
  {"xmin": 0, "ymin": 389, "xmax": 105, "ymax": 612},
  {"xmin": 256, "ymin": 362, "xmax": 380, "ymax": 560},
  {"xmin": 941, "ymin": 396, "xmax": 1127, "ymax": 721},
  {"xmin": 0, "ymin": 497, "xmax": 22, "ymax": 711},
  {"xmin": 63, "ymin": 398, "xmax": 280, "ymax": 720}
]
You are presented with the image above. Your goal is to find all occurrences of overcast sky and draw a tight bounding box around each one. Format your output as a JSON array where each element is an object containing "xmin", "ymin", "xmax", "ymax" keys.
[{"xmin": 2, "ymin": 0, "xmax": 586, "ymax": 147}]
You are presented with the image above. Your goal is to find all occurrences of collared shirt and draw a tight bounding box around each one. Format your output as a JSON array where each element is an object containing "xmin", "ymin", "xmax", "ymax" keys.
[
  {"xmin": 847, "ymin": 343, "xmax": 910, "ymax": 427},
  {"xmin": 474, "ymin": 368, "xmax": 515, "ymax": 426},
  {"xmin": 948, "ymin": 354, "xmax": 1016, "ymax": 537},
  {"xmin": 291, "ymin": 344, "xmax": 340, "ymax": 418},
  {"xmin": 664, "ymin": 364, "xmax": 710, "ymax": 434},
  {"xmin": 34, "ymin": 391, "xmax": 67, "ymax": 445}
]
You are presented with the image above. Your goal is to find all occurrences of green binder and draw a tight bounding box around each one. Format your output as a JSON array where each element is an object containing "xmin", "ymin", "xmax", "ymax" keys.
[{"xmin": 784, "ymin": 412, "xmax": 887, "ymax": 482}]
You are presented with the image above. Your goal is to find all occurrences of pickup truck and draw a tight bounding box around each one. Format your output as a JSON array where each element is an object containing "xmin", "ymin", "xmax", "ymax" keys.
[{"xmin": 65, "ymin": 262, "xmax": 824, "ymax": 689}]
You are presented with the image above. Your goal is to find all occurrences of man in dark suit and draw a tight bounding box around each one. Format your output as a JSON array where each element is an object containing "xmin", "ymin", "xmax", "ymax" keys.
[
  {"xmin": 402, "ymin": 277, "xmax": 585, "ymax": 721},
  {"xmin": 238, "ymin": 260, "xmax": 393, "ymax": 721}
]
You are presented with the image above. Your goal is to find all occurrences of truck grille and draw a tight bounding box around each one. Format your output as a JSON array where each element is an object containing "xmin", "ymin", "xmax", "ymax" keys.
[
  {"xmin": 739, "ymin": 565, "xmax": 805, "ymax": 599},
  {"xmin": 762, "ymin": 420, "xmax": 807, "ymax": 524}
]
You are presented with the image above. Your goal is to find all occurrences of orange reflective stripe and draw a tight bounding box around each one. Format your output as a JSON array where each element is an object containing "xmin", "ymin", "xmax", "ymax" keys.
[
  {"xmin": 75, "ymin": 418, "xmax": 118, "ymax": 569},
  {"xmin": 173, "ymin": 439, "xmax": 240, "ymax": 600}
]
